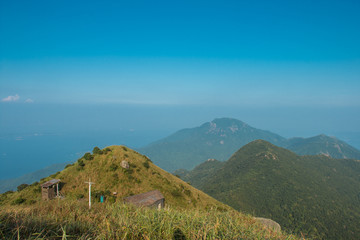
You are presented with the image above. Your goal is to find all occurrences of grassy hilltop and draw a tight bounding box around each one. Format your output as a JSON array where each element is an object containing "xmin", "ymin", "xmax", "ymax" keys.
[{"xmin": 0, "ymin": 145, "xmax": 298, "ymax": 239}]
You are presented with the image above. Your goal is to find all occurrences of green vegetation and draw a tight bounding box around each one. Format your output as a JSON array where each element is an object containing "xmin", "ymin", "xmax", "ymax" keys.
[
  {"xmin": 93, "ymin": 146, "xmax": 103, "ymax": 155},
  {"xmin": 185, "ymin": 140, "xmax": 360, "ymax": 239},
  {"xmin": 77, "ymin": 159, "xmax": 85, "ymax": 167},
  {"xmin": 0, "ymin": 200, "xmax": 297, "ymax": 239},
  {"xmin": 12, "ymin": 197, "xmax": 26, "ymax": 205},
  {"xmin": 16, "ymin": 183, "xmax": 29, "ymax": 192},
  {"xmin": 175, "ymin": 159, "xmax": 224, "ymax": 189},
  {"xmin": 83, "ymin": 152, "xmax": 93, "ymax": 160}
]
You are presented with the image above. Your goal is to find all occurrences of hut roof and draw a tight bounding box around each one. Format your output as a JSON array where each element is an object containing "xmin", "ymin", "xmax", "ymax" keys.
[
  {"xmin": 124, "ymin": 190, "xmax": 164, "ymax": 207},
  {"xmin": 41, "ymin": 179, "xmax": 60, "ymax": 188}
]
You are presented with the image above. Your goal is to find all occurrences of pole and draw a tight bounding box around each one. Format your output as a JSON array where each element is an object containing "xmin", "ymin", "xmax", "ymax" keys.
[{"xmin": 85, "ymin": 178, "xmax": 95, "ymax": 209}]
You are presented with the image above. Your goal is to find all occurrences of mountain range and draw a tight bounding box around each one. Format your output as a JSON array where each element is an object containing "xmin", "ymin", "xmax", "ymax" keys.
[
  {"xmin": 177, "ymin": 140, "xmax": 360, "ymax": 239},
  {"xmin": 139, "ymin": 118, "xmax": 360, "ymax": 171},
  {"xmin": 2, "ymin": 117, "xmax": 360, "ymax": 193}
]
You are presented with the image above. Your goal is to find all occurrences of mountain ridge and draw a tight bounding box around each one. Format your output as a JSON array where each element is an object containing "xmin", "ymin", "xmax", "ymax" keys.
[
  {"xmin": 139, "ymin": 117, "xmax": 360, "ymax": 172},
  {"xmin": 2, "ymin": 117, "xmax": 360, "ymax": 193}
]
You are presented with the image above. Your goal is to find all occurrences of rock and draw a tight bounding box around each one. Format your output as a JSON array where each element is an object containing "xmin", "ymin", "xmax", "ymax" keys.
[
  {"xmin": 255, "ymin": 217, "xmax": 281, "ymax": 232},
  {"xmin": 121, "ymin": 161, "xmax": 129, "ymax": 169}
]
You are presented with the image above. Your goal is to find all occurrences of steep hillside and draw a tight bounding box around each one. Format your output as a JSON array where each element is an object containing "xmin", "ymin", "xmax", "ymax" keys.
[
  {"xmin": 0, "ymin": 145, "xmax": 229, "ymax": 211},
  {"xmin": 286, "ymin": 134, "xmax": 360, "ymax": 159},
  {"xmin": 139, "ymin": 118, "xmax": 287, "ymax": 171},
  {"xmin": 185, "ymin": 140, "xmax": 360, "ymax": 240}
]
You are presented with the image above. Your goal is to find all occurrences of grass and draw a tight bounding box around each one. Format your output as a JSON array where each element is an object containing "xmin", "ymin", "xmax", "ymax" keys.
[{"xmin": 0, "ymin": 200, "xmax": 299, "ymax": 239}]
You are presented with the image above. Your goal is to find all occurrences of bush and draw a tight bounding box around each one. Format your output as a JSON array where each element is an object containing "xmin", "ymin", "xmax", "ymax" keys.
[
  {"xmin": 184, "ymin": 189, "xmax": 192, "ymax": 196},
  {"xmin": 12, "ymin": 197, "xmax": 26, "ymax": 205},
  {"xmin": 93, "ymin": 147, "xmax": 103, "ymax": 155},
  {"xmin": 123, "ymin": 168, "xmax": 134, "ymax": 175},
  {"xmin": 109, "ymin": 163, "xmax": 118, "ymax": 171},
  {"xmin": 104, "ymin": 148, "xmax": 111, "ymax": 153},
  {"xmin": 83, "ymin": 152, "xmax": 93, "ymax": 160},
  {"xmin": 17, "ymin": 184, "xmax": 29, "ymax": 191},
  {"xmin": 143, "ymin": 161, "xmax": 150, "ymax": 169},
  {"xmin": 78, "ymin": 159, "xmax": 85, "ymax": 167},
  {"xmin": 171, "ymin": 189, "xmax": 182, "ymax": 198}
]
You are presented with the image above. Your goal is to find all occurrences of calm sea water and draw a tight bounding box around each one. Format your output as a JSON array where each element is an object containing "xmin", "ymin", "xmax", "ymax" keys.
[{"xmin": 0, "ymin": 129, "xmax": 167, "ymax": 180}]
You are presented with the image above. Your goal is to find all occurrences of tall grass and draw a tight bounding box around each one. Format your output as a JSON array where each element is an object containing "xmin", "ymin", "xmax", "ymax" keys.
[{"xmin": 0, "ymin": 200, "xmax": 299, "ymax": 239}]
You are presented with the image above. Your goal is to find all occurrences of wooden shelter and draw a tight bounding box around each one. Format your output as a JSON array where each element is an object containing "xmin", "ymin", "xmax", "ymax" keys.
[
  {"xmin": 41, "ymin": 179, "xmax": 60, "ymax": 200},
  {"xmin": 124, "ymin": 190, "xmax": 165, "ymax": 209}
]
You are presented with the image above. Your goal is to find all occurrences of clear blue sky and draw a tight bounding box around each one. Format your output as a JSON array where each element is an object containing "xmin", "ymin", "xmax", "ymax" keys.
[
  {"xmin": 1, "ymin": 0, "xmax": 360, "ymax": 179},
  {"xmin": 0, "ymin": 0, "xmax": 359, "ymax": 129}
]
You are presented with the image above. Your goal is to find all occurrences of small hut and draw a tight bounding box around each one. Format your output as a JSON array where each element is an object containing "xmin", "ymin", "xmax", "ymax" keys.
[
  {"xmin": 41, "ymin": 179, "xmax": 61, "ymax": 200},
  {"xmin": 124, "ymin": 190, "xmax": 165, "ymax": 209}
]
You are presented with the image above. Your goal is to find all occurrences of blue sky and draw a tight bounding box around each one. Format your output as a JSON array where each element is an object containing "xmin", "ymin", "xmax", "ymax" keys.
[
  {"xmin": 0, "ymin": 0, "xmax": 360, "ymax": 129},
  {"xmin": 1, "ymin": 0, "xmax": 360, "ymax": 179},
  {"xmin": 1, "ymin": 0, "xmax": 360, "ymax": 105}
]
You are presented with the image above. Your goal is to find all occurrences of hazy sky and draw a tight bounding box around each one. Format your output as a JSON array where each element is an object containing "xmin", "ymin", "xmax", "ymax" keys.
[{"xmin": 1, "ymin": 0, "xmax": 360, "ymax": 133}]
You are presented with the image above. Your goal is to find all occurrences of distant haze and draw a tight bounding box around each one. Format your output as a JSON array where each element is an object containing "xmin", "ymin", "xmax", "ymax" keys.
[{"xmin": 1, "ymin": 103, "xmax": 360, "ymax": 180}]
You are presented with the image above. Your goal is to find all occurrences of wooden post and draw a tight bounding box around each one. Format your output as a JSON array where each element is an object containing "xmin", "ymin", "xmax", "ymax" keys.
[{"xmin": 85, "ymin": 178, "xmax": 95, "ymax": 209}]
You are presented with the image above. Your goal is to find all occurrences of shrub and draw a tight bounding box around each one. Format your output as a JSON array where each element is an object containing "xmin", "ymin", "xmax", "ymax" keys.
[
  {"xmin": 122, "ymin": 146, "xmax": 128, "ymax": 151},
  {"xmin": 184, "ymin": 189, "xmax": 192, "ymax": 196},
  {"xmin": 78, "ymin": 159, "xmax": 85, "ymax": 167},
  {"xmin": 17, "ymin": 184, "xmax": 29, "ymax": 191},
  {"xmin": 109, "ymin": 163, "xmax": 118, "ymax": 171},
  {"xmin": 143, "ymin": 161, "xmax": 150, "ymax": 169},
  {"xmin": 171, "ymin": 189, "xmax": 182, "ymax": 198},
  {"xmin": 123, "ymin": 168, "xmax": 134, "ymax": 175},
  {"xmin": 83, "ymin": 152, "xmax": 93, "ymax": 160},
  {"xmin": 93, "ymin": 147, "xmax": 103, "ymax": 155},
  {"xmin": 104, "ymin": 148, "xmax": 111, "ymax": 153},
  {"xmin": 12, "ymin": 197, "xmax": 26, "ymax": 205}
]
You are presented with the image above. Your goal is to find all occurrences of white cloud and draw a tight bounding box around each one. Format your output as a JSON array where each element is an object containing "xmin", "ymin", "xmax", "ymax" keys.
[
  {"xmin": 1, "ymin": 94, "xmax": 20, "ymax": 102},
  {"xmin": 25, "ymin": 98, "xmax": 34, "ymax": 103}
]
